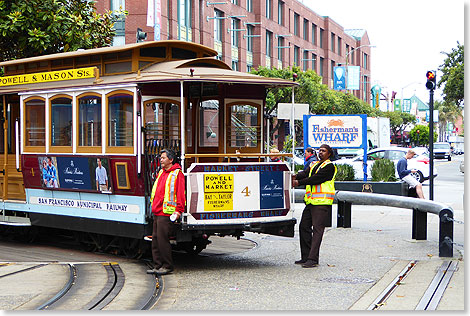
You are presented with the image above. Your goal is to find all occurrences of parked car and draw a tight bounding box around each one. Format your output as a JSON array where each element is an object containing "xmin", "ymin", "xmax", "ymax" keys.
[
  {"xmin": 433, "ymin": 142, "xmax": 452, "ymax": 161},
  {"xmin": 334, "ymin": 147, "xmax": 438, "ymax": 183}
]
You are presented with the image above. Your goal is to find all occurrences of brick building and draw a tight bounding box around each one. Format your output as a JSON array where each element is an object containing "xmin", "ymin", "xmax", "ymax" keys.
[{"xmin": 95, "ymin": 0, "xmax": 372, "ymax": 103}]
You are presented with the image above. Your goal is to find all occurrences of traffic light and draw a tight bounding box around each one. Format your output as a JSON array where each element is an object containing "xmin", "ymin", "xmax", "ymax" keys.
[
  {"xmin": 136, "ymin": 28, "xmax": 147, "ymax": 43},
  {"xmin": 426, "ymin": 70, "xmax": 436, "ymax": 90},
  {"xmin": 391, "ymin": 91, "xmax": 397, "ymax": 102}
]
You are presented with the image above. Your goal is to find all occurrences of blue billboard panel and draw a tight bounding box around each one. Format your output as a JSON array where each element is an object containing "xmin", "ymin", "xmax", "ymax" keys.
[{"xmin": 259, "ymin": 171, "xmax": 284, "ymax": 209}]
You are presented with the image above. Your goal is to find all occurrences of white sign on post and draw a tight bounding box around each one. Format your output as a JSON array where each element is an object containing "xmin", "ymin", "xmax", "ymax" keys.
[{"xmin": 277, "ymin": 103, "xmax": 309, "ymax": 120}]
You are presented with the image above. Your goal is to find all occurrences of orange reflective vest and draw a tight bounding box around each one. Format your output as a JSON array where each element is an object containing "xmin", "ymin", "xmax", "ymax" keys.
[
  {"xmin": 150, "ymin": 168, "xmax": 180, "ymax": 215},
  {"xmin": 304, "ymin": 160, "xmax": 337, "ymax": 205}
]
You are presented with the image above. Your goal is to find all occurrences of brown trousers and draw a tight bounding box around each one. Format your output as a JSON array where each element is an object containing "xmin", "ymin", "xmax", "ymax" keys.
[
  {"xmin": 151, "ymin": 215, "xmax": 174, "ymax": 270},
  {"xmin": 299, "ymin": 204, "xmax": 331, "ymax": 264}
]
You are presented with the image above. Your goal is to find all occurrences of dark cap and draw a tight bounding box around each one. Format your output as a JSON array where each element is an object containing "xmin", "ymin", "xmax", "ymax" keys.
[{"xmin": 319, "ymin": 144, "xmax": 333, "ymax": 157}]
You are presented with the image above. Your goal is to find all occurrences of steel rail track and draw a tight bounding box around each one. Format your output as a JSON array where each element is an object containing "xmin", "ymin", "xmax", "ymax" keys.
[
  {"xmin": 416, "ymin": 261, "xmax": 459, "ymax": 310},
  {"xmin": 0, "ymin": 263, "xmax": 47, "ymax": 279},
  {"xmin": 37, "ymin": 263, "xmax": 77, "ymax": 310},
  {"xmin": 367, "ymin": 260, "xmax": 459, "ymax": 310}
]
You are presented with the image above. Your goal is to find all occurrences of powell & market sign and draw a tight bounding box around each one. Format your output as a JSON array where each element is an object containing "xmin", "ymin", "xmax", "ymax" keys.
[{"xmin": 0, "ymin": 67, "xmax": 97, "ymax": 87}]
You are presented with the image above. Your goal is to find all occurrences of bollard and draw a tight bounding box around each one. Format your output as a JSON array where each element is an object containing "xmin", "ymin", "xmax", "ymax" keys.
[
  {"xmin": 439, "ymin": 209, "xmax": 454, "ymax": 257},
  {"xmin": 412, "ymin": 208, "xmax": 427, "ymax": 240},
  {"xmin": 337, "ymin": 200, "xmax": 351, "ymax": 228}
]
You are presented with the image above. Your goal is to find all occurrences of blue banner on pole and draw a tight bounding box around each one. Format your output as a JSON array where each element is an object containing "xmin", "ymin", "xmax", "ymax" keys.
[{"xmin": 333, "ymin": 66, "xmax": 346, "ymax": 90}]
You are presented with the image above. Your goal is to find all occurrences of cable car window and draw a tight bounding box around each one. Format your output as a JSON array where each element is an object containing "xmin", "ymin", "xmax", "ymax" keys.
[
  {"xmin": 78, "ymin": 94, "xmax": 102, "ymax": 147},
  {"xmin": 50, "ymin": 96, "xmax": 72, "ymax": 147},
  {"xmin": 25, "ymin": 98, "xmax": 46, "ymax": 147},
  {"xmin": 140, "ymin": 46, "xmax": 166, "ymax": 58},
  {"xmin": 228, "ymin": 104, "xmax": 259, "ymax": 148},
  {"xmin": 108, "ymin": 93, "xmax": 133, "ymax": 147},
  {"xmin": 199, "ymin": 100, "xmax": 219, "ymax": 147},
  {"xmin": 144, "ymin": 101, "xmax": 180, "ymax": 146}
]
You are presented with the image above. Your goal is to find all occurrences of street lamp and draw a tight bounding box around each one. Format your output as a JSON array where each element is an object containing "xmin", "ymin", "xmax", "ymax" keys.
[{"xmin": 344, "ymin": 45, "xmax": 376, "ymax": 92}]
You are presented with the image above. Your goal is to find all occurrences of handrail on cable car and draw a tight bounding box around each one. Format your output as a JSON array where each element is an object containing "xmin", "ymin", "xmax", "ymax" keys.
[{"xmin": 184, "ymin": 153, "xmax": 293, "ymax": 163}]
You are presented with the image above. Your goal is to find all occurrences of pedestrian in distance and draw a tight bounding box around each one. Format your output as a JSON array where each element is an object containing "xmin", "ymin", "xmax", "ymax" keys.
[
  {"xmin": 397, "ymin": 149, "xmax": 425, "ymax": 199},
  {"xmin": 303, "ymin": 147, "xmax": 318, "ymax": 172},
  {"xmin": 146, "ymin": 149, "xmax": 186, "ymax": 276},
  {"xmin": 292, "ymin": 144, "xmax": 337, "ymax": 268}
]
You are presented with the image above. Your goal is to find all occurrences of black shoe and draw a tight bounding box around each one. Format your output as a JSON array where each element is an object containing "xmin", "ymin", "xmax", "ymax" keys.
[
  {"xmin": 156, "ymin": 267, "xmax": 174, "ymax": 275},
  {"xmin": 295, "ymin": 259, "xmax": 307, "ymax": 265},
  {"xmin": 301, "ymin": 260, "xmax": 318, "ymax": 268}
]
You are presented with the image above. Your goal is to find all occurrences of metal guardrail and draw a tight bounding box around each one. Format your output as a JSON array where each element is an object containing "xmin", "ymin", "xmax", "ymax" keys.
[{"xmin": 294, "ymin": 189, "xmax": 454, "ymax": 257}]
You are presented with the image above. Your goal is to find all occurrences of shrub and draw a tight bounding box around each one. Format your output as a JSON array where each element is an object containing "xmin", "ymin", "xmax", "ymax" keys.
[
  {"xmin": 371, "ymin": 159, "xmax": 397, "ymax": 182},
  {"xmin": 334, "ymin": 164, "xmax": 355, "ymax": 181}
]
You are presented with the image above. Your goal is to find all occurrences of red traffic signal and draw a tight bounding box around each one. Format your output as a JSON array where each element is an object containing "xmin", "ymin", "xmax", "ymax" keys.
[{"xmin": 426, "ymin": 70, "xmax": 436, "ymax": 90}]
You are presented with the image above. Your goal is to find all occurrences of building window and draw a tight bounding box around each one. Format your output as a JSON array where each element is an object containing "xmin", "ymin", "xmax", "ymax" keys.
[
  {"xmin": 294, "ymin": 13, "xmax": 299, "ymax": 36},
  {"xmin": 231, "ymin": 0, "xmax": 239, "ymax": 4},
  {"xmin": 51, "ymin": 96, "xmax": 72, "ymax": 147},
  {"xmin": 331, "ymin": 33, "xmax": 335, "ymax": 52},
  {"xmin": 278, "ymin": 1, "xmax": 284, "ymax": 25},
  {"xmin": 312, "ymin": 23, "xmax": 316, "ymax": 45},
  {"xmin": 319, "ymin": 28, "xmax": 324, "ymax": 48},
  {"xmin": 178, "ymin": 0, "xmax": 192, "ymax": 41},
  {"xmin": 247, "ymin": 0, "xmax": 252, "ymax": 12},
  {"xmin": 232, "ymin": 61, "xmax": 238, "ymax": 71},
  {"xmin": 111, "ymin": 0, "xmax": 125, "ymax": 46},
  {"xmin": 266, "ymin": 30, "xmax": 272, "ymax": 57},
  {"xmin": 294, "ymin": 46, "xmax": 299, "ymax": 66},
  {"xmin": 78, "ymin": 93, "xmax": 102, "ymax": 148},
  {"xmin": 231, "ymin": 18, "xmax": 240, "ymax": 47},
  {"xmin": 320, "ymin": 57, "xmax": 324, "ymax": 77},
  {"xmin": 246, "ymin": 25, "xmax": 254, "ymax": 52},
  {"xmin": 277, "ymin": 37, "xmax": 284, "ymax": 61},
  {"xmin": 331, "ymin": 60, "xmax": 335, "ymax": 79},
  {"xmin": 337, "ymin": 37, "xmax": 341, "ymax": 55},
  {"xmin": 107, "ymin": 91, "xmax": 133, "ymax": 148},
  {"xmin": 247, "ymin": 65, "xmax": 252, "ymax": 72},
  {"xmin": 214, "ymin": 9, "xmax": 223, "ymax": 60},
  {"xmin": 363, "ymin": 53, "xmax": 368, "ymax": 70},
  {"xmin": 24, "ymin": 97, "xmax": 45, "ymax": 148},
  {"xmin": 266, "ymin": 0, "xmax": 272, "ymax": 19},
  {"xmin": 312, "ymin": 53, "xmax": 317, "ymax": 72},
  {"xmin": 303, "ymin": 19, "xmax": 309, "ymax": 41},
  {"xmin": 303, "ymin": 50, "xmax": 309, "ymax": 71}
]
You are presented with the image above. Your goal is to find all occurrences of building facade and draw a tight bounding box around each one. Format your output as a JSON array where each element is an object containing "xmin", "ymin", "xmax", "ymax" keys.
[{"xmin": 95, "ymin": 0, "xmax": 372, "ymax": 103}]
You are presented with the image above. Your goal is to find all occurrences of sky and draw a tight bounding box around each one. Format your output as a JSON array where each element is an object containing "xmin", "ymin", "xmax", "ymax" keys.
[{"xmin": 302, "ymin": 0, "xmax": 465, "ymax": 111}]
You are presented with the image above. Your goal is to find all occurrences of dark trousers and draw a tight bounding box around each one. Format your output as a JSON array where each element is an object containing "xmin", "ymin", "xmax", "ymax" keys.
[
  {"xmin": 299, "ymin": 204, "xmax": 331, "ymax": 263},
  {"xmin": 151, "ymin": 215, "xmax": 174, "ymax": 269}
]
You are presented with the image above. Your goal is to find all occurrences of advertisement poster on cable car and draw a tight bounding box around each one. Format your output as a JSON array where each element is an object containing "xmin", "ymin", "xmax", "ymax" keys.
[{"xmin": 37, "ymin": 156, "xmax": 112, "ymax": 192}]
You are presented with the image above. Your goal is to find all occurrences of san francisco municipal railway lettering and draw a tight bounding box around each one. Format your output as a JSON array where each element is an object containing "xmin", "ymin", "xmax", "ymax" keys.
[{"xmin": 32, "ymin": 197, "xmax": 136, "ymax": 213}]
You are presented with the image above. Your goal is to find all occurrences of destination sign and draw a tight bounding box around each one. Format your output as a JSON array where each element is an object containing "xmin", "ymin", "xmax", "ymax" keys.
[
  {"xmin": 204, "ymin": 174, "xmax": 234, "ymax": 192},
  {"xmin": 0, "ymin": 67, "xmax": 96, "ymax": 87}
]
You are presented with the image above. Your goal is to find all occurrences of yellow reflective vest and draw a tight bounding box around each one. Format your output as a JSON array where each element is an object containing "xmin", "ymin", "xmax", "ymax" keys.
[
  {"xmin": 150, "ymin": 168, "xmax": 180, "ymax": 215},
  {"xmin": 304, "ymin": 160, "xmax": 337, "ymax": 205}
]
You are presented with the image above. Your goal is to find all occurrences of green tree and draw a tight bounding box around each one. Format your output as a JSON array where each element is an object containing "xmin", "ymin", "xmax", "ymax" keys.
[
  {"xmin": 433, "ymin": 100, "xmax": 463, "ymax": 141},
  {"xmin": 438, "ymin": 42, "xmax": 464, "ymax": 107},
  {"xmin": 0, "ymin": 0, "xmax": 127, "ymax": 61},
  {"xmin": 410, "ymin": 124, "xmax": 437, "ymax": 146},
  {"xmin": 382, "ymin": 111, "xmax": 416, "ymax": 144}
]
